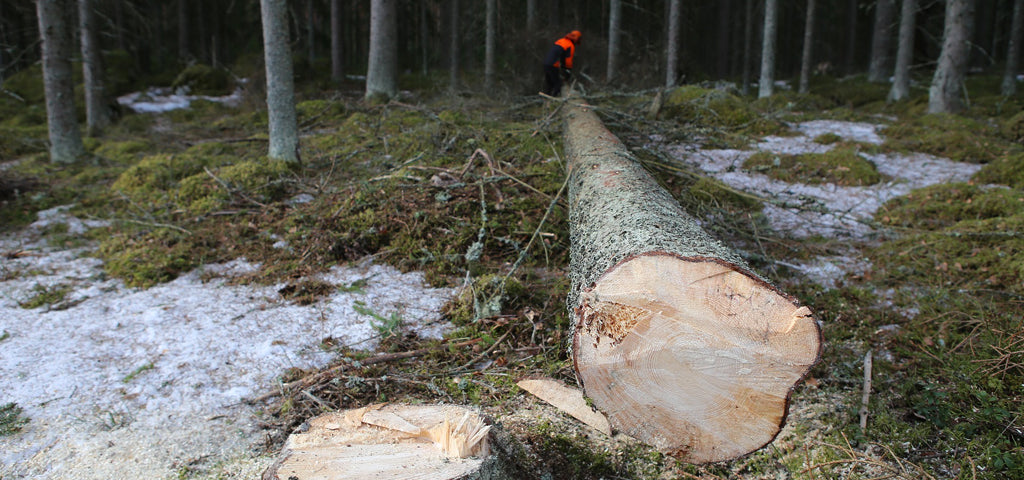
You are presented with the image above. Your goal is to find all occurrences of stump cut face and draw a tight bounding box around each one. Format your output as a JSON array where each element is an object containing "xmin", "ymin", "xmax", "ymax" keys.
[{"xmin": 573, "ymin": 254, "xmax": 820, "ymax": 463}]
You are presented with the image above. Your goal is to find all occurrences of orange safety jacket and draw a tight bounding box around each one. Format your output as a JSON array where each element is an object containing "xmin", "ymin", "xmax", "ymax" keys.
[{"xmin": 550, "ymin": 37, "xmax": 575, "ymax": 69}]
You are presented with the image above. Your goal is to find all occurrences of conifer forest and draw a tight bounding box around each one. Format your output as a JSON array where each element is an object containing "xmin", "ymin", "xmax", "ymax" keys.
[{"xmin": 1, "ymin": 1, "xmax": 1023, "ymax": 479}]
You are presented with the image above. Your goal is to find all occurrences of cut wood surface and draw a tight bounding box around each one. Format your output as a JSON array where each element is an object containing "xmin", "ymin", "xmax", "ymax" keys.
[
  {"xmin": 563, "ymin": 96, "xmax": 822, "ymax": 463},
  {"xmin": 517, "ymin": 377, "xmax": 612, "ymax": 436},
  {"xmin": 263, "ymin": 404, "xmax": 503, "ymax": 480}
]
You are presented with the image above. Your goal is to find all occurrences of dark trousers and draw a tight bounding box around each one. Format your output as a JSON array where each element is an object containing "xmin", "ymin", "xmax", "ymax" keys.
[{"xmin": 542, "ymin": 65, "xmax": 562, "ymax": 96}]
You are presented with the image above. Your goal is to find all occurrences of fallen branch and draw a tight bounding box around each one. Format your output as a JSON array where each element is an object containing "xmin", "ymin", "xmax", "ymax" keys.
[
  {"xmin": 860, "ymin": 349, "xmax": 873, "ymax": 433},
  {"xmin": 250, "ymin": 338, "xmax": 482, "ymax": 404}
]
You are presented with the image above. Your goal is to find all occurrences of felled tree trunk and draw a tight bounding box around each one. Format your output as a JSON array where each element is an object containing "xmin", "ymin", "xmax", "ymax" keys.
[
  {"xmin": 263, "ymin": 404, "xmax": 514, "ymax": 480},
  {"xmin": 563, "ymin": 98, "xmax": 822, "ymax": 464}
]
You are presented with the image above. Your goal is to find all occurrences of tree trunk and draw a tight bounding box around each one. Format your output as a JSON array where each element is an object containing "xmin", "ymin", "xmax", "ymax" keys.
[
  {"xmin": 759, "ymin": 0, "xmax": 778, "ymax": 98},
  {"xmin": 742, "ymin": 0, "xmax": 754, "ymax": 95},
  {"xmin": 485, "ymin": 0, "xmax": 495, "ymax": 90},
  {"xmin": 306, "ymin": 0, "xmax": 316, "ymax": 65},
  {"xmin": 79, "ymin": 0, "xmax": 110, "ymax": 136},
  {"xmin": 331, "ymin": 0, "xmax": 344, "ymax": 84},
  {"xmin": 1003, "ymin": 0, "xmax": 1024, "ymax": 96},
  {"xmin": 37, "ymin": 0, "xmax": 85, "ymax": 164},
  {"xmin": 889, "ymin": 0, "xmax": 917, "ymax": 101},
  {"xmin": 260, "ymin": 0, "xmax": 299, "ymax": 163},
  {"xmin": 263, "ymin": 405, "xmax": 513, "ymax": 480},
  {"xmin": 449, "ymin": 0, "xmax": 459, "ymax": 91},
  {"xmin": 563, "ymin": 98, "xmax": 821, "ymax": 464},
  {"xmin": 799, "ymin": 0, "xmax": 816, "ymax": 94},
  {"xmin": 845, "ymin": 0, "xmax": 858, "ymax": 75},
  {"xmin": 366, "ymin": 0, "xmax": 398, "ymax": 102},
  {"xmin": 717, "ymin": 0, "xmax": 732, "ymax": 78},
  {"xmin": 606, "ymin": 0, "xmax": 621, "ymax": 83},
  {"xmin": 178, "ymin": 0, "xmax": 189, "ymax": 60},
  {"xmin": 868, "ymin": 0, "xmax": 896, "ymax": 82},
  {"xmin": 929, "ymin": 0, "xmax": 975, "ymax": 113},
  {"xmin": 526, "ymin": 0, "xmax": 536, "ymax": 33},
  {"xmin": 665, "ymin": 0, "xmax": 681, "ymax": 87}
]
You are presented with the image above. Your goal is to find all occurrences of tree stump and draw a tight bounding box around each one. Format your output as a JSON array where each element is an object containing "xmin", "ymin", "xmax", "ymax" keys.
[
  {"xmin": 563, "ymin": 97, "xmax": 822, "ymax": 463},
  {"xmin": 263, "ymin": 404, "xmax": 509, "ymax": 479}
]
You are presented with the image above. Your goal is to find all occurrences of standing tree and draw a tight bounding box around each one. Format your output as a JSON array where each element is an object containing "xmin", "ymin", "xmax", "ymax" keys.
[
  {"xmin": 759, "ymin": 0, "xmax": 779, "ymax": 98},
  {"xmin": 928, "ymin": 0, "xmax": 975, "ymax": 113},
  {"xmin": 889, "ymin": 0, "xmax": 917, "ymax": 102},
  {"xmin": 366, "ymin": 0, "xmax": 398, "ymax": 102},
  {"xmin": 868, "ymin": 0, "xmax": 896, "ymax": 82},
  {"xmin": 742, "ymin": 0, "xmax": 754, "ymax": 95},
  {"xmin": 37, "ymin": 0, "xmax": 85, "ymax": 163},
  {"xmin": 606, "ymin": 0, "xmax": 621, "ymax": 83},
  {"xmin": 1003, "ymin": 0, "xmax": 1024, "ymax": 96},
  {"xmin": 260, "ymin": 0, "xmax": 299, "ymax": 163},
  {"xmin": 306, "ymin": 0, "xmax": 316, "ymax": 65},
  {"xmin": 844, "ymin": 0, "xmax": 858, "ymax": 74},
  {"xmin": 665, "ymin": 0, "xmax": 681, "ymax": 87},
  {"xmin": 79, "ymin": 0, "xmax": 110, "ymax": 136},
  {"xmin": 485, "ymin": 0, "xmax": 495, "ymax": 91},
  {"xmin": 798, "ymin": 0, "xmax": 816, "ymax": 94},
  {"xmin": 331, "ymin": 0, "xmax": 344, "ymax": 84},
  {"xmin": 449, "ymin": 0, "xmax": 458, "ymax": 91},
  {"xmin": 178, "ymin": 0, "xmax": 189, "ymax": 60}
]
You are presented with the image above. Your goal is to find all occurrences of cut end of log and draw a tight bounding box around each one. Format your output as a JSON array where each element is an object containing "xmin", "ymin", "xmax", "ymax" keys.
[
  {"xmin": 572, "ymin": 253, "xmax": 821, "ymax": 464},
  {"xmin": 264, "ymin": 404, "xmax": 493, "ymax": 480}
]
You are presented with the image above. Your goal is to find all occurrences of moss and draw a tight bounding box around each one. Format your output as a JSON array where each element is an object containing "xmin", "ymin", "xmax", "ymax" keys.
[
  {"xmin": 974, "ymin": 152, "xmax": 1024, "ymax": 189},
  {"xmin": 18, "ymin": 283, "xmax": 72, "ymax": 309},
  {"xmin": 808, "ymin": 75, "xmax": 891, "ymax": 108},
  {"xmin": 178, "ymin": 158, "xmax": 292, "ymax": 214},
  {"xmin": 1, "ymin": 403, "xmax": 30, "ymax": 436},
  {"xmin": 744, "ymin": 146, "xmax": 883, "ymax": 186},
  {"xmin": 1, "ymin": 64, "xmax": 46, "ymax": 104},
  {"xmin": 663, "ymin": 85, "xmax": 787, "ymax": 136},
  {"xmin": 813, "ymin": 132, "xmax": 843, "ymax": 145},
  {"xmin": 687, "ymin": 176, "xmax": 763, "ymax": 212},
  {"xmin": 170, "ymin": 64, "xmax": 233, "ymax": 96},
  {"xmin": 0, "ymin": 125, "xmax": 48, "ymax": 159},
  {"xmin": 881, "ymin": 114, "xmax": 1010, "ymax": 163},
  {"xmin": 111, "ymin": 152, "xmax": 238, "ymax": 209},
  {"xmin": 98, "ymin": 228, "xmax": 207, "ymax": 288},
  {"xmin": 93, "ymin": 140, "xmax": 153, "ymax": 164},
  {"xmin": 296, "ymin": 99, "xmax": 347, "ymax": 125},
  {"xmin": 1003, "ymin": 111, "xmax": 1024, "ymax": 143},
  {"xmin": 876, "ymin": 183, "xmax": 1024, "ymax": 230}
]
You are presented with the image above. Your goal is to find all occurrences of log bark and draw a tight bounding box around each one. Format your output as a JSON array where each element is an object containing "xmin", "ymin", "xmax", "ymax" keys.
[
  {"xmin": 563, "ymin": 98, "xmax": 821, "ymax": 464},
  {"xmin": 264, "ymin": 404, "xmax": 513, "ymax": 480}
]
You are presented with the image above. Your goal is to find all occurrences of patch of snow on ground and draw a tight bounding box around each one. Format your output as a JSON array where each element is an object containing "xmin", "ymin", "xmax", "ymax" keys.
[
  {"xmin": 669, "ymin": 120, "xmax": 982, "ymax": 239},
  {"xmin": 0, "ymin": 209, "xmax": 454, "ymax": 479},
  {"xmin": 117, "ymin": 87, "xmax": 244, "ymax": 114}
]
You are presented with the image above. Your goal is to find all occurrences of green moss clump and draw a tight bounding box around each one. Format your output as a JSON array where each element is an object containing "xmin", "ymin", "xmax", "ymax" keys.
[
  {"xmin": 296, "ymin": 99, "xmax": 347, "ymax": 125},
  {"xmin": 170, "ymin": 64, "xmax": 233, "ymax": 96},
  {"xmin": 813, "ymin": 132, "xmax": 843, "ymax": 145},
  {"xmin": 98, "ymin": 229, "xmax": 207, "ymax": 288},
  {"xmin": 178, "ymin": 158, "xmax": 292, "ymax": 214},
  {"xmin": 110, "ymin": 152, "xmax": 236, "ymax": 209},
  {"xmin": 876, "ymin": 183, "xmax": 1024, "ymax": 230},
  {"xmin": 687, "ymin": 176, "xmax": 763, "ymax": 212},
  {"xmin": 881, "ymin": 114, "xmax": 1009, "ymax": 163},
  {"xmin": 808, "ymin": 75, "xmax": 890, "ymax": 108},
  {"xmin": 663, "ymin": 86, "xmax": 787, "ymax": 136},
  {"xmin": 0, "ymin": 125, "xmax": 48, "ymax": 159},
  {"xmin": 743, "ymin": 146, "xmax": 882, "ymax": 186},
  {"xmin": 1002, "ymin": 111, "xmax": 1024, "ymax": 143},
  {"xmin": 1, "ymin": 65, "xmax": 46, "ymax": 104},
  {"xmin": 93, "ymin": 140, "xmax": 153, "ymax": 163},
  {"xmin": 1, "ymin": 403, "xmax": 30, "ymax": 436},
  {"xmin": 973, "ymin": 153, "xmax": 1024, "ymax": 189},
  {"xmin": 18, "ymin": 283, "xmax": 72, "ymax": 309}
]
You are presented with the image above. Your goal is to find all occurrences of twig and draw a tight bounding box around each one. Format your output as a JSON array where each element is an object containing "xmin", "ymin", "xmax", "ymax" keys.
[
  {"xmin": 455, "ymin": 329, "xmax": 513, "ymax": 372},
  {"xmin": 119, "ymin": 218, "xmax": 192, "ymax": 235},
  {"xmin": 860, "ymin": 349, "xmax": 873, "ymax": 433},
  {"xmin": 249, "ymin": 338, "xmax": 482, "ymax": 403}
]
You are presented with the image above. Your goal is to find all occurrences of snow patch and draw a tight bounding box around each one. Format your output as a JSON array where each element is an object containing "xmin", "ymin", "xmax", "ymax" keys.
[
  {"xmin": 0, "ymin": 208, "xmax": 454, "ymax": 479},
  {"xmin": 117, "ymin": 87, "xmax": 244, "ymax": 114}
]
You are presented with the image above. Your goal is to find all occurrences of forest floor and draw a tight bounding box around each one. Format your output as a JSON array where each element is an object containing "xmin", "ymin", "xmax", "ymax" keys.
[{"xmin": 1, "ymin": 72, "xmax": 1023, "ymax": 479}]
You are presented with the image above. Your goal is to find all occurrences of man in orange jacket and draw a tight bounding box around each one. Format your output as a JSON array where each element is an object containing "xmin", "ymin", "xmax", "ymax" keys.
[{"xmin": 542, "ymin": 30, "xmax": 581, "ymax": 97}]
